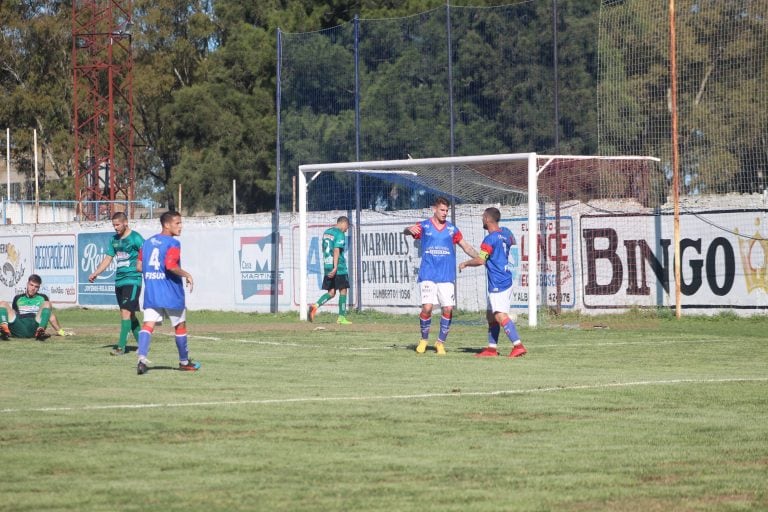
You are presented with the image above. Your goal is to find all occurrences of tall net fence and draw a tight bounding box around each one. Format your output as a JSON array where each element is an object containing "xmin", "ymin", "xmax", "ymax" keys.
[
  {"xmin": 278, "ymin": 0, "xmax": 768, "ymax": 313},
  {"xmin": 599, "ymin": 0, "xmax": 768, "ymax": 310},
  {"xmin": 277, "ymin": 2, "xmax": 561, "ymax": 214}
]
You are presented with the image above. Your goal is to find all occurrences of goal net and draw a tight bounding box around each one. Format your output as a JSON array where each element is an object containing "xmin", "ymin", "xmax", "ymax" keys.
[{"xmin": 297, "ymin": 153, "xmax": 662, "ymax": 325}]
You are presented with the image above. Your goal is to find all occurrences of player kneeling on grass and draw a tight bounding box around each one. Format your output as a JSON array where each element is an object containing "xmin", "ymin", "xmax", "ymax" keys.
[
  {"xmin": 0, "ymin": 274, "xmax": 71, "ymax": 341},
  {"xmin": 135, "ymin": 211, "xmax": 200, "ymax": 375},
  {"xmin": 459, "ymin": 207, "xmax": 527, "ymax": 358}
]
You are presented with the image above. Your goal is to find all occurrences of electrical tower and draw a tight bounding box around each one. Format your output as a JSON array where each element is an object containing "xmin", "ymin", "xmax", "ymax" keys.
[{"xmin": 72, "ymin": 0, "xmax": 134, "ymax": 220}]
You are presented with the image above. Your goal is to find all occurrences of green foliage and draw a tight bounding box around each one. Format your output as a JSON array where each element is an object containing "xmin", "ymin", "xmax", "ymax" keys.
[
  {"xmin": 0, "ymin": 0, "xmax": 72, "ymax": 198},
  {"xmin": 3, "ymin": 0, "xmax": 763, "ymax": 212}
]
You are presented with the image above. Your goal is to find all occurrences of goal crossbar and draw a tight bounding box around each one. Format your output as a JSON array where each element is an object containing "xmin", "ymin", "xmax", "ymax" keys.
[{"xmin": 297, "ymin": 152, "xmax": 660, "ymax": 326}]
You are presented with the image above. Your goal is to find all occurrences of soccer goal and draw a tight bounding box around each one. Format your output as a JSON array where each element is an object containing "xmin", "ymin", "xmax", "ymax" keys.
[{"xmin": 297, "ymin": 153, "xmax": 662, "ymax": 326}]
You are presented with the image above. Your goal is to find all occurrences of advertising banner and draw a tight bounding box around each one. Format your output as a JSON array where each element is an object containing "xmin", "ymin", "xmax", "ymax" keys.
[
  {"xmin": 508, "ymin": 216, "xmax": 576, "ymax": 309},
  {"xmin": 580, "ymin": 210, "xmax": 768, "ymax": 309},
  {"xmin": 32, "ymin": 234, "xmax": 77, "ymax": 303},
  {"xmin": 77, "ymin": 232, "xmax": 117, "ymax": 305},
  {"xmin": 357, "ymin": 222, "xmax": 417, "ymax": 307},
  {"xmin": 234, "ymin": 228, "xmax": 289, "ymax": 306},
  {"xmin": 0, "ymin": 236, "xmax": 32, "ymax": 298}
]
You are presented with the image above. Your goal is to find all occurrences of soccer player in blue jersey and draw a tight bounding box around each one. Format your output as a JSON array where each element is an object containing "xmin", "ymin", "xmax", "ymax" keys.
[
  {"xmin": 135, "ymin": 211, "xmax": 200, "ymax": 375},
  {"xmin": 404, "ymin": 197, "xmax": 479, "ymax": 355},
  {"xmin": 459, "ymin": 207, "xmax": 527, "ymax": 358}
]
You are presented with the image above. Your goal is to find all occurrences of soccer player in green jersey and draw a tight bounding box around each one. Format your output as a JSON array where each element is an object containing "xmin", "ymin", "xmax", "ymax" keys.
[
  {"xmin": 308, "ymin": 216, "xmax": 352, "ymax": 324},
  {"xmin": 88, "ymin": 211, "xmax": 145, "ymax": 355},
  {"xmin": 0, "ymin": 274, "xmax": 57, "ymax": 341}
]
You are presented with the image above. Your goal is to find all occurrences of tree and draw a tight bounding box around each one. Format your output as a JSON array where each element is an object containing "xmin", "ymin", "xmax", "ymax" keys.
[{"xmin": 0, "ymin": 0, "xmax": 72, "ymax": 199}]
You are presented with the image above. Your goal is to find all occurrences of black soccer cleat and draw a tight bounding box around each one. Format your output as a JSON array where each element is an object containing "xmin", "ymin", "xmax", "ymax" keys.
[
  {"xmin": 34, "ymin": 327, "xmax": 50, "ymax": 342},
  {"xmin": 137, "ymin": 361, "xmax": 148, "ymax": 375}
]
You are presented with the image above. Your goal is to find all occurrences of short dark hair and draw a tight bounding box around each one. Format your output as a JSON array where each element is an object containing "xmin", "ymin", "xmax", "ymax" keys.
[
  {"xmin": 28, "ymin": 274, "xmax": 42, "ymax": 285},
  {"xmin": 484, "ymin": 207, "xmax": 501, "ymax": 223},
  {"xmin": 337, "ymin": 216, "xmax": 349, "ymax": 224},
  {"xmin": 111, "ymin": 211, "xmax": 128, "ymax": 221},
  {"xmin": 434, "ymin": 196, "xmax": 450, "ymax": 207},
  {"xmin": 160, "ymin": 211, "xmax": 181, "ymax": 227}
]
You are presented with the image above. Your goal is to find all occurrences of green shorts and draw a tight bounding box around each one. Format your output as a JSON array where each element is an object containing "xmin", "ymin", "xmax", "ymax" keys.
[{"xmin": 9, "ymin": 317, "xmax": 39, "ymax": 338}]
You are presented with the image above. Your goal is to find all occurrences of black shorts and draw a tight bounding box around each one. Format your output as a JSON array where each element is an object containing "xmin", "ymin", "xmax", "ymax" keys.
[
  {"xmin": 322, "ymin": 274, "xmax": 350, "ymax": 291},
  {"xmin": 115, "ymin": 284, "xmax": 141, "ymax": 312}
]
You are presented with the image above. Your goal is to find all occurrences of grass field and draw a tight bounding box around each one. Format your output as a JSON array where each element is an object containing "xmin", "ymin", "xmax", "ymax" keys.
[{"xmin": 1, "ymin": 308, "xmax": 766, "ymax": 511}]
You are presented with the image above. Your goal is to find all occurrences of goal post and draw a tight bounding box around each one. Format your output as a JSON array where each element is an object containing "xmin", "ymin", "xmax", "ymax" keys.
[
  {"xmin": 298, "ymin": 153, "xmax": 661, "ymax": 326},
  {"xmin": 299, "ymin": 153, "xmax": 539, "ymax": 324}
]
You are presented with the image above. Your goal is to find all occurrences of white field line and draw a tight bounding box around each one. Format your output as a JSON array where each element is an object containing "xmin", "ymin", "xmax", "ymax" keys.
[
  {"xmin": 170, "ymin": 333, "xmax": 722, "ymax": 351},
  {"xmin": 2, "ymin": 377, "xmax": 766, "ymax": 415}
]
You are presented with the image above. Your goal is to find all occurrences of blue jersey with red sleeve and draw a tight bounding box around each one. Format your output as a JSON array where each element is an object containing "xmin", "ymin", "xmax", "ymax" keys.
[
  {"xmin": 409, "ymin": 218, "xmax": 463, "ymax": 283},
  {"xmin": 479, "ymin": 226, "xmax": 516, "ymax": 292},
  {"xmin": 140, "ymin": 234, "xmax": 185, "ymax": 310}
]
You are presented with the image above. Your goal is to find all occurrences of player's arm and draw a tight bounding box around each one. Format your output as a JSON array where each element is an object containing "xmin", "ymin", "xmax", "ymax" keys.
[
  {"xmin": 165, "ymin": 246, "xmax": 193, "ymax": 292},
  {"xmin": 403, "ymin": 224, "xmax": 421, "ymax": 238},
  {"xmin": 88, "ymin": 255, "xmax": 114, "ymax": 282},
  {"xmin": 136, "ymin": 248, "xmax": 142, "ymax": 272},
  {"xmin": 328, "ymin": 248, "xmax": 340, "ymax": 277},
  {"xmin": 457, "ymin": 238, "xmax": 479, "ymax": 259},
  {"xmin": 459, "ymin": 243, "xmax": 490, "ymax": 272}
]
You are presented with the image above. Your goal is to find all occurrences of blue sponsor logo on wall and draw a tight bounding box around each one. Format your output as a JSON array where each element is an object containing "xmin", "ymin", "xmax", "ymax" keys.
[{"xmin": 78, "ymin": 233, "xmax": 116, "ymax": 305}]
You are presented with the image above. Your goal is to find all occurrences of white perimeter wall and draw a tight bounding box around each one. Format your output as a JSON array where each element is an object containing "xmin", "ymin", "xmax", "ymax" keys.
[{"xmin": 0, "ymin": 200, "xmax": 766, "ymax": 316}]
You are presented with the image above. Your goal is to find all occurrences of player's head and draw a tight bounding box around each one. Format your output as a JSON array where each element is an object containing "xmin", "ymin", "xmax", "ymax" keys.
[
  {"xmin": 26, "ymin": 274, "xmax": 42, "ymax": 296},
  {"xmin": 432, "ymin": 197, "xmax": 450, "ymax": 223},
  {"xmin": 111, "ymin": 211, "xmax": 129, "ymax": 235},
  {"xmin": 160, "ymin": 211, "xmax": 183, "ymax": 236},
  {"xmin": 336, "ymin": 216, "xmax": 349, "ymax": 232},
  {"xmin": 482, "ymin": 207, "xmax": 501, "ymax": 230}
]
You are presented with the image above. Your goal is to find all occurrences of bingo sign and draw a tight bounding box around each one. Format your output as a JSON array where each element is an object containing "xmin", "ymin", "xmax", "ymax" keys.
[
  {"xmin": 507, "ymin": 216, "xmax": 576, "ymax": 309},
  {"xmin": 77, "ymin": 232, "xmax": 117, "ymax": 305},
  {"xmin": 234, "ymin": 229, "xmax": 285, "ymax": 305},
  {"xmin": 33, "ymin": 234, "xmax": 77, "ymax": 303}
]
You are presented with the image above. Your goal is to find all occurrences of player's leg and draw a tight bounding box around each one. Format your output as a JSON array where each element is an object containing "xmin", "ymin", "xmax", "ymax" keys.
[
  {"xmin": 309, "ymin": 276, "xmax": 336, "ymax": 322},
  {"xmin": 336, "ymin": 274, "xmax": 351, "ymax": 324},
  {"xmin": 130, "ymin": 285, "xmax": 142, "ymax": 341},
  {"xmin": 169, "ymin": 309, "xmax": 200, "ymax": 371},
  {"xmin": 0, "ymin": 301, "xmax": 15, "ymax": 339},
  {"xmin": 492, "ymin": 287, "xmax": 526, "ymax": 358},
  {"xmin": 416, "ymin": 281, "xmax": 437, "ymax": 353},
  {"xmin": 475, "ymin": 306, "xmax": 501, "ymax": 357},
  {"xmin": 113, "ymin": 284, "xmax": 141, "ymax": 355},
  {"xmin": 136, "ymin": 309, "xmax": 161, "ymax": 374},
  {"xmin": 33, "ymin": 301, "xmax": 53, "ymax": 340},
  {"xmin": 433, "ymin": 282, "xmax": 456, "ymax": 355}
]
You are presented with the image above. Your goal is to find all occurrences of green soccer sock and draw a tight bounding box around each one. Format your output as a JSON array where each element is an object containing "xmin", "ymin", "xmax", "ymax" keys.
[
  {"xmin": 131, "ymin": 318, "xmax": 141, "ymax": 341},
  {"xmin": 39, "ymin": 307, "xmax": 51, "ymax": 329},
  {"xmin": 0, "ymin": 307, "xmax": 7, "ymax": 324},
  {"xmin": 118, "ymin": 319, "xmax": 131, "ymax": 349},
  {"xmin": 339, "ymin": 295, "xmax": 347, "ymax": 316},
  {"xmin": 316, "ymin": 293, "xmax": 332, "ymax": 307}
]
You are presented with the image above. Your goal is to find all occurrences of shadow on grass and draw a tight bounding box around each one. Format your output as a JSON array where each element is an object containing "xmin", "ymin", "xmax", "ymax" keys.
[{"xmin": 99, "ymin": 344, "xmax": 138, "ymax": 354}]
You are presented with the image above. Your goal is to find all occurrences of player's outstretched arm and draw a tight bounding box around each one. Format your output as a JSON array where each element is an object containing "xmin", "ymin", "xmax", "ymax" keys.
[
  {"xmin": 88, "ymin": 255, "xmax": 114, "ymax": 282},
  {"xmin": 458, "ymin": 239, "xmax": 479, "ymax": 259},
  {"xmin": 459, "ymin": 254, "xmax": 486, "ymax": 272}
]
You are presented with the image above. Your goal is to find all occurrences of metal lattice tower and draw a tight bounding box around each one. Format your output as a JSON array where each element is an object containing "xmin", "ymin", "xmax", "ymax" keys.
[{"xmin": 72, "ymin": 0, "xmax": 134, "ymax": 220}]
